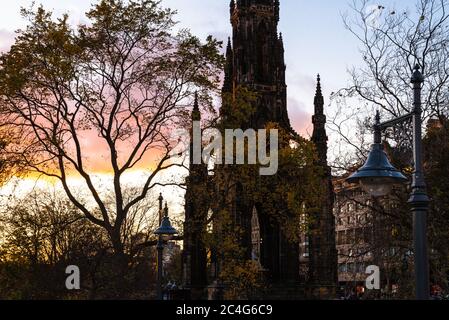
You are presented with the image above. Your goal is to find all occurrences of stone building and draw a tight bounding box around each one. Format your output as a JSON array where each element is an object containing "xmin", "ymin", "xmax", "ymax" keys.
[
  {"xmin": 332, "ymin": 176, "xmax": 410, "ymax": 298},
  {"xmin": 182, "ymin": 0, "xmax": 337, "ymax": 299}
]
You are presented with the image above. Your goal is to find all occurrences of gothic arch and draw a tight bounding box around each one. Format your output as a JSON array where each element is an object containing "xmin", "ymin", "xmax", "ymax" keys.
[
  {"xmin": 251, "ymin": 206, "xmax": 261, "ymax": 264},
  {"xmin": 255, "ymin": 20, "xmax": 269, "ymax": 83}
]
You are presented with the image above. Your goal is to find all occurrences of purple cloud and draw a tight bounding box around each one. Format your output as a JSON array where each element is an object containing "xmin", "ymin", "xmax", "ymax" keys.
[{"xmin": 287, "ymin": 98, "xmax": 313, "ymax": 137}]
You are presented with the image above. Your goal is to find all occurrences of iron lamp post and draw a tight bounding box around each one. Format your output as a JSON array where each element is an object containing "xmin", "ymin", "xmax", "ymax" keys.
[
  {"xmin": 346, "ymin": 65, "xmax": 430, "ymax": 300},
  {"xmin": 154, "ymin": 203, "xmax": 178, "ymax": 300}
]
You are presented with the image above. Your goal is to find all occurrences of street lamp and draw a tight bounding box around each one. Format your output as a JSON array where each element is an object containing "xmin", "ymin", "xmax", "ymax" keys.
[
  {"xmin": 346, "ymin": 65, "xmax": 430, "ymax": 300},
  {"xmin": 154, "ymin": 202, "xmax": 178, "ymax": 300},
  {"xmin": 346, "ymin": 129, "xmax": 408, "ymax": 197}
]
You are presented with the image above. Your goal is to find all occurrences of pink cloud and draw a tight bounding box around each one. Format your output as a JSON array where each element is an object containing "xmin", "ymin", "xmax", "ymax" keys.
[{"xmin": 287, "ymin": 98, "xmax": 313, "ymax": 137}]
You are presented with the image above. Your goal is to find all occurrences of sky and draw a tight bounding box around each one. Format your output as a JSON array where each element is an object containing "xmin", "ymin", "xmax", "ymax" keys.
[
  {"xmin": 0, "ymin": 0, "xmax": 409, "ymax": 211},
  {"xmin": 0, "ymin": 0, "xmax": 368, "ymax": 136}
]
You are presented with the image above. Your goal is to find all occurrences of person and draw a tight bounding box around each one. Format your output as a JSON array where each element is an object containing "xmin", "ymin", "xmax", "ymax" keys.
[{"xmin": 163, "ymin": 281, "xmax": 173, "ymax": 300}]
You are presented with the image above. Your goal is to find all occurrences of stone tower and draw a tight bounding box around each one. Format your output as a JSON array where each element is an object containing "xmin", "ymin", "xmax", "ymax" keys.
[
  {"xmin": 182, "ymin": 0, "xmax": 337, "ymax": 299},
  {"xmin": 224, "ymin": 0, "xmax": 292, "ymax": 131},
  {"xmin": 182, "ymin": 93, "xmax": 210, "ymax": 299},
  {"xmin": 308, "ymin": 75, "xmax": 338, "ymax": 296}
]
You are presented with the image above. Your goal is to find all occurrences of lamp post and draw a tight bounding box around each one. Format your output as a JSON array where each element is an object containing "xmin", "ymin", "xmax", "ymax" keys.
[
  {"xmin": 154, "ymin": 203, "xmax": 178, "ymax": 300},
  {"xmin": 346, "ymin": 65, "xmax": 430, "ymax": 300}
]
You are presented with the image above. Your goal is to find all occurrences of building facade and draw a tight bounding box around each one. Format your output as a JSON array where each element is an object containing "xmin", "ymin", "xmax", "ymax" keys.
[
  {"xmin": 182, "ymin": 0, "xmax": 337, "ymax": 300},
  {"xmin": 332, "ymin": 177, "xmax": 410, "ymax": 298}
]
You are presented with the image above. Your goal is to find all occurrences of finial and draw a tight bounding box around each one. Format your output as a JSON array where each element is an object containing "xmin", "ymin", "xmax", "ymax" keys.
[
  {"xmin": 226, "ymin": 37, "xmax": 232, "ymax": 50},
  {"xmin": 164, "ymin": 202, "xmax": 169, "ymax": 217},
  {"xmin": 411, "ymin": 64, "xmax": 424, "ymax": 84},
  {"xmin": 278, "ymin": 33, "xmax": 284, "ymax": 51},
  {"xmin": 274, "ymin": 0, "xmax": 280, "ymax": 19},
  {"xmin": 230, "ymin": 0, "xmax": 235, "ymax": 14},
  {"xmin": 158, "ymin": 193, "xmax": 163, "ymax": 200},
  {"xmin": 374, "ymin": 110, "xmax": 382, "ymax": 144},
  {"xmin": 315, "ymin": 74, "xmax": 322, "ymax": 96},
  {"xmin": 313, "ymin": 74, "xmax": 324, "ymax": 116},
  {"xmin": 193, "ymin": 91, "xmax": 199, "ymax": 112}
]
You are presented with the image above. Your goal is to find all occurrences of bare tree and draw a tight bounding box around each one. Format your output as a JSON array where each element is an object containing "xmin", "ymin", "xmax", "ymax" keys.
[
  {"xmin": 327, "ymin": 0, "xmax": 449, "ymax": 298},
  {"xmin": 329, "ymin": 0, "xmax": 449, "ymax": 171},
  {"xmin": 0, "ymin": 0, "xmax": 224, "ymax": 258},
  {"xmin": 343, "ymin": 0, "xmax": 449, "ymax": 117}
]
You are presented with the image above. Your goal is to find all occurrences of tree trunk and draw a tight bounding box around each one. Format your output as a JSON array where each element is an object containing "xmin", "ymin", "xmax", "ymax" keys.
[{"xmin": 109, "ymin": 228, "xmax": 129, "ymax": 299}]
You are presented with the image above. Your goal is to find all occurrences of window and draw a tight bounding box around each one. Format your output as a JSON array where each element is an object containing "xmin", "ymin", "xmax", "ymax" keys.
[
  {"xmin": 347, "ymin": 215, "xmax": 354, "ymax": 225},
  {"xmin": 347, "ymin": 263, "xmax": 355, "ymax": 273},
  {"xmin": 339, "ymin": 264, "xmax": 348, "ymax": 273},
  {"xmin": 337, "ymin": 231, "xmax": 347, "ymax": 245},
  {"xmin": 303, "ymin": 242, "xmax": 309, "ymax": 258},
  {"xmin": 356, "ymin": 262, "xmax": 366, "ymax": 273},
  {"xmin": 303, "ymin": 236, "xmax": 310, "ymax": 247}
]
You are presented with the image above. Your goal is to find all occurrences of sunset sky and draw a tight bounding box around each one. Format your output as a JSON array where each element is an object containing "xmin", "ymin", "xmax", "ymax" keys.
[
  {"xmin": 0, "ymin": 0, "xmax": 410, "ymax": 210},
  {"xmin": 0, "ymin": 0, "xmax": 369, "ymax": 135}
]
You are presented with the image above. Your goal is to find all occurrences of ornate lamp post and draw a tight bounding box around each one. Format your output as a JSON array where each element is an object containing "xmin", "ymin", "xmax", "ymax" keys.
[
  {"xmin": 346, "ymin": 65, "xmax": 430, "ymax": 300},
  {"xmin": 154, "ymin": 203, "xmax": 178, "ymax": 300}
]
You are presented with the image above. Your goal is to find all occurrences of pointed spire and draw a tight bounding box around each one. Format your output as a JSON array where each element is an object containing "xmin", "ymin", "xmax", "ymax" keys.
[
  {"xmin": 223, "ymin": 37, "xmax": 234, "ymax": 93},
  {"xmin": 316, "ymin": 74, "xmax": 322, "ymax": 96},
  {"xmin": 278, "ymin": 33, "xmax": 284, "ymax": 53},
  {"xmin": 312, "ymin": 74, "xmax": 328, "ymax": 164},
  {"xmin": 192, "ymin": 92, "xmax": 201, "ymax": 121},
  {"xmin": 193, "ymin": 92, "xmax": 199, "ymax": 112},
  {"xmin": 314, "ymin": 74, "xmax": 324, "ymax": 114},
  {"xmin": 275, "ymin": 0, "xmax": 280, "ymax": 21},
  {"xmin": 226, "ymin": 37, "xmax": 232, "ymax": 57}
]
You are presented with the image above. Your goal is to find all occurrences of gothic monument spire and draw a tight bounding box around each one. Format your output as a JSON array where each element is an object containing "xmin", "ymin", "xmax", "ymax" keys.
[{"xmin": 224, "ymin": 0, "xmax": 291, "ymax": 130}]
